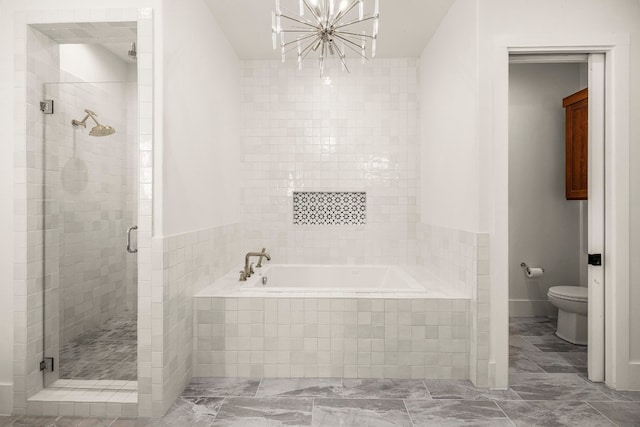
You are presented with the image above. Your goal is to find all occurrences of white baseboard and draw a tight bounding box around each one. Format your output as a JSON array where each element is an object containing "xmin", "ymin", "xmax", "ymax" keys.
[
  {"xmin": 0, "ymin": 382, "xmax": 12, "ymax": 415},
  {"xmin": 509, "ymin": 299, "xmax": 556, "ymax": 317}
]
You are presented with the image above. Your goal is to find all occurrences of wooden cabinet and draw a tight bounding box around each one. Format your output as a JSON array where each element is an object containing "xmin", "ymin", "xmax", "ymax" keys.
[{"xmin": 563, "ymin": 88, "xmax": 588, "ymax": 200}]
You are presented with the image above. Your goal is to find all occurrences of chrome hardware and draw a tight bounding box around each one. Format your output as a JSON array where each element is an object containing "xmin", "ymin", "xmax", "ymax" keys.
[
  {"xmin": 239, "ymin": 271, "xmax": 248, "ymax": 281},
  {"xmin": 127, "ymin": 225, "xmax": 138, "ymax": 253},
  {"xmin": 244, "ymin": 251, "xmax": 271, "ymax": 277},
  {"xmin": 262, "ymin": 276, "xmax": 268, "ymax": 286}
]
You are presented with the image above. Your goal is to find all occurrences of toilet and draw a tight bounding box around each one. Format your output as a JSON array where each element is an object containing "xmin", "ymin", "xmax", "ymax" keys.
[{"xmin": 547, "ymin": 286, "xmax": 588, "ymax": 345}]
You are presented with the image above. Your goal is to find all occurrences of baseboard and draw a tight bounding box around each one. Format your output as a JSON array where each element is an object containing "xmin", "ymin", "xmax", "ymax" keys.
[
  {"xmin": 0, "ymin": 382, "xmax": 13, "ymax": 415},
  {"xmin": 509, "ymin": 299, "xmax": 556, "ymax": 317}
]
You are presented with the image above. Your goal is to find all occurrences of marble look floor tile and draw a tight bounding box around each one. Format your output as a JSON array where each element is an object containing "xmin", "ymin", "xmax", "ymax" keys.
[
  {"xmin": 509, "ymin": 353, "xmax": 545, "ymax": 374},
  {"xmin": 213, "ymin": 397, "xmax": 313, "ymax": 426},
  {"xmin": 578, "ymin": 375, "xmax": 640, "ymax": 402},
  {"xmin": 52, "ymin": 417, "xmax": 115, "ymax": 427},
  {"xmin": 405, "ymin": 399, "xmax": 513, "ymax": 426},
  {"xmin": 312, "ymin": 398, "xmax": 411, "ymax": 427},
  {"xmin": 11, "ymin": 417, "xmax": 59, "ymax": 427},
  {"xmin": 509, "ymin": 318, "xmax": 556, "ymax": 336},
  {"xmin": 498, "ymin": 400, "xmax": 616, "ymax": 426},
  {"xmin": 183, "ymin": 378, "xmax": 261, "ymax": 397},
  {"xmin": 588, "ymin": 401, "xmax": 640, "ymax": 427},
  {"xmin": 424, "ymin": 380, "xmax": 521, "ymax": 401},
  {"xmin": 109, "ymin": 418, "xmax": 156, "ymax": 427},
  {"xmin": 522, "ymin": 335, "xmax": 587, "ymax": 353},
  {"xmin": 0, "ymin": 417, "xmax": 23, "ymax": 427},
  {"xmin": 161, "ymin": 396, "xmax": 224, "ymax": 426},
  {"xmin": 524, "ymin": 351, "xmax": 587, "ymax": 370},
  {"xmin": 342, "ymin": 379, "xmax": 430, "ymax": 399},
  {"xmin": 509, "ymin": 335, "xmax": 540, "ymax": 353},
  {"xmin": 256, "ymin": 378, "xmax": 342, "ymax": 398},
  {"xmin": 510, "ymin": 373, "xmax": 611, "ymax": 401}
]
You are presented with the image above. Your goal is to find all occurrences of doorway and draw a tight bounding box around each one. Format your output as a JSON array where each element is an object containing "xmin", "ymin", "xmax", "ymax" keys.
[{"xmin": 507, "ymin": 56, "xmax": 593, "ymax": 378}]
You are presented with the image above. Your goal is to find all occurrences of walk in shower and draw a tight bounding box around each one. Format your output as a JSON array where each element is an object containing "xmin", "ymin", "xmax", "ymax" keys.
[{"xmin": 42, "ymin": 81, "xmax": 138, "ymax": 386}]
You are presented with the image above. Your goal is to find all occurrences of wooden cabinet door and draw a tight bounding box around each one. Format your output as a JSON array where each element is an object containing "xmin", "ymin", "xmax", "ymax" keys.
[{"xmin": 563, "ymin": 88, "xmax": 588, "ymax": 200}]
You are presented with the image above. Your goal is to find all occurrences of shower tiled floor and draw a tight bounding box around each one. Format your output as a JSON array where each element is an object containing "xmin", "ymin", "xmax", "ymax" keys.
[
  {"xmin": 6, "ymin": 318, "xmax": 640, "ymax": 425},
  {"xmin": 59, "ymin": 316, "xmax": 137, "ymax": 381}
]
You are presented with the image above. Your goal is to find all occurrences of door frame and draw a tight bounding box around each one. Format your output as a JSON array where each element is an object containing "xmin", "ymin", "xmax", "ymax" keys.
[{"xmin": 489, "ymin": 34, "xmax": 632, "ymax": 390}]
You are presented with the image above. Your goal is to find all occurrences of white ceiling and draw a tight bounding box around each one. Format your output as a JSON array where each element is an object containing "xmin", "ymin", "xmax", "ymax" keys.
[{"xmin": 204, "ymin": 0, "xmax": 455, "ymax": 59}]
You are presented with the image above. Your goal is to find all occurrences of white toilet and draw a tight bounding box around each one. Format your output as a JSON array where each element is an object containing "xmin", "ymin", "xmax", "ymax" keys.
[{"xmin": 547, "ymin": 286, "xmax": 588, "ymax": 345}]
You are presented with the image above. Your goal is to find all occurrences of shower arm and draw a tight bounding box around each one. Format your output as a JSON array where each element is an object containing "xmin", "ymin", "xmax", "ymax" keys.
[{"xmin": 71, "ymin": 110, "xmax": 101, "ymax": 128}]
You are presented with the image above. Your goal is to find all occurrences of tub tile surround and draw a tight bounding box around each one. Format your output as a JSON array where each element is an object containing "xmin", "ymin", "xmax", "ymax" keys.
[
  {"xmin": 14, "ymin": 7, "xmax": 154, "ymax": 418},
  {"xmin": 239, "ymin": 59, "xmax": 419, "ymax": 266},
  {"xmin": 194, "ymin": 297, "xmax": 470, "ymax": 380}
]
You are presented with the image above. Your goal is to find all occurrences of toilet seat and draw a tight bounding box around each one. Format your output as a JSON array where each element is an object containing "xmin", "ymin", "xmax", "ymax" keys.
[{"xmin": 548, "ymin": 286, "xmax": 588, "ymax": 303}]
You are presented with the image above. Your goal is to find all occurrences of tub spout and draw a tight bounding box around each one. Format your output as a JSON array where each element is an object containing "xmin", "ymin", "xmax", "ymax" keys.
[
  {"xmin": 256, "ymin": 248, "xmax": 271, "ymax": 268},
  {"xmin": 244, "ymin": 250, "xmax": 271, "ymax": 277}
]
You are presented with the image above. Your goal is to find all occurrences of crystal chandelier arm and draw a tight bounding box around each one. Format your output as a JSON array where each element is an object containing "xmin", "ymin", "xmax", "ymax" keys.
[
  {"xmin": 302, "ymin": 0, "xmax": 323, "ymax": 25},
  {"xmin": 329, "ymin": 0, "xmax": 360, "ymax": 27},
  {"xmin": 332, "ymin": 33, "xmax": 369, "ymax": 60},
  {"xmin": 282, "ymin": 33, "xmax": 318, "ymax": 49},
  {"xmin": 332, "ymin": 42, "xmax": 351, "ymax": 73},
  {"xmin": 279, "ymin": 13, "xmax": 320, "ymax": 29},
  {"xmin": 333, "ymin": 14, "xmax": 376, "ymax": 30},
  {"xmin": 338, "ymin": 31, "xmax": 375, "ymax": 39}
]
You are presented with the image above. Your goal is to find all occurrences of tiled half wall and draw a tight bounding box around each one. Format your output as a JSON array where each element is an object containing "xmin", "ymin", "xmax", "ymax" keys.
[{"xmin": 194, "ymin": 297, "xmax": 469, "ymax": 380}]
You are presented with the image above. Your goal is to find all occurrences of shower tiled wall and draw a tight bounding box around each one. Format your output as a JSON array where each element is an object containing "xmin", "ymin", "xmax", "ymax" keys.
[
  {"xmin": 45, "ymin": 78, "xmax": 137, "ymax": 347},
  {"xmin": 240, "ymin": 59, "xmax": 419, "ymax": 265}
]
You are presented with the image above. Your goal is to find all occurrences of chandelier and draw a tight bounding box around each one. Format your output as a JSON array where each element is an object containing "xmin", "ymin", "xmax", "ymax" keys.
[{"xmin": 272, "ymin": 0, "xmax": 380, "ymax": 77}]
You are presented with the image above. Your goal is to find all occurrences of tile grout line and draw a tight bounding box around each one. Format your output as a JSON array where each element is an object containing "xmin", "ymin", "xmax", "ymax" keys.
[{"xmin": 584, "ymin": 401, "xmax": 623, "ymax": 427}]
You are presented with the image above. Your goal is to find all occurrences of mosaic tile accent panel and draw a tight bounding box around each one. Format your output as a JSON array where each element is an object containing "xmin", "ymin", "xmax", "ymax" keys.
[{"xmin": 293, "ymin": 192, "xmax": 366, "ymax": 225}]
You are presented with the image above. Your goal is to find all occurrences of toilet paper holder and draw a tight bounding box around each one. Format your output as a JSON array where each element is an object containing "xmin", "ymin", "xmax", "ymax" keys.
[{"xmin": 520, "ymin": 262, "xmax": 544, "ymax": 277}]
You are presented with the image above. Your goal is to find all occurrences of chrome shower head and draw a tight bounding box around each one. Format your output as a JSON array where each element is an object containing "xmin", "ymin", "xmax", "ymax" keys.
[{"xmin": 71, "ymin": 109, "xmax": 116, "ymax": 137}]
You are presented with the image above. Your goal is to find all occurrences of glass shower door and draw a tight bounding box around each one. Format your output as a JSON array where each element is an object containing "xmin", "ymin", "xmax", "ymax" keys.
[{"xmin": 42, "ymin": 81, "xmax": 138, "ymax": 386}]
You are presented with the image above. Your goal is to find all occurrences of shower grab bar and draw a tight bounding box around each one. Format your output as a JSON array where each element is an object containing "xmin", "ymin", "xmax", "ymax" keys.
[{"xmin": 127, "ymin": 225, "xmax": 138, "ymax": 254}]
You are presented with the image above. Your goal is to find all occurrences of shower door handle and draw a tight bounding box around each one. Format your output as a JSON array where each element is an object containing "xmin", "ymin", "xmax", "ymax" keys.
[{"xmin": 127, "ymin": 225, "xmax": 138, "ymax": 254}]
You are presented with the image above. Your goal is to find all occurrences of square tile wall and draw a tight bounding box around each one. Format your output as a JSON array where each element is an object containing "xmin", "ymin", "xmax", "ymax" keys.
[
  {"xmin": 416, "ymin": 224, "xmax": 490, "ymax": 387},
  {"xmin": 240, "ymin": 59, "xmax": 419, "ymax": 264},
  {"xmin": 153, "ymin": 223, "xmax": 240, "ymax": 416},
  {"xmin": 194, "ymin": 297, "xmax": 469, "ymax": 380}
]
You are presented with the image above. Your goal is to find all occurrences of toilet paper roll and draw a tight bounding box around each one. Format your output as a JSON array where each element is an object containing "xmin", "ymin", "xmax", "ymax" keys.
[{"xmin": 526, "ymin": 267, "xmax": 544, "ymax": 278}]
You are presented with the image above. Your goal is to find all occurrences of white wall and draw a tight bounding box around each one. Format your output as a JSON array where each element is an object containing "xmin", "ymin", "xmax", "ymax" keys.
[
  {"xmin": 418, "ymin": 0, "xmax": 479, "ymax": 231},
  {"xmin": 508, "ymin": 63, "xmax": 585, "ymax": 317},
  {"xmin": 60, "ymin": 44, "xmax": 134, "ymax": 82},
  {"xmin": 161, "ymin": 0, "xmax": 241, "ymax": 236}
]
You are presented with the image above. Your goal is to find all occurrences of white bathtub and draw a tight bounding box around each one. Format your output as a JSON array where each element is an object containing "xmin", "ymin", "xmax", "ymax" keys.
[
  {"xmin": 196, "ymin": 264, "xmax": 465, "ymax": 299},
  {"xmin": 242, "ymin": 264, "xmax": 422, "ymax": 293}
]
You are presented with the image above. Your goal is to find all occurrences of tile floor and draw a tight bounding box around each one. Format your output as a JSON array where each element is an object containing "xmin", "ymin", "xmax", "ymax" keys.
[
  {"xmin": 59, "ymin": 317, "xmax": 137, "ymax": 381},
  {"xmin": 3, "ymin": 318, "xmax": 639, "ymax": 426}
]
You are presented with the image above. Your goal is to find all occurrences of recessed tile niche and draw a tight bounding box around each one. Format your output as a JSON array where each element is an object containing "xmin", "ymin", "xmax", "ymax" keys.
[{"xmin": 293, "ymin": 192, "xmax": 367, "ymax": 225}]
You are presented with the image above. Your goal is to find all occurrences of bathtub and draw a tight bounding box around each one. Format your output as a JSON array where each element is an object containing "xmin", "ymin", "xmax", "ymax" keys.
[
  {"xmin": 194, "ymin": 264, "xmax": 470, "ymax": 380},
  {"xmin": 197, "ymin": 264, "xmax": 463, "ymax": 298}
]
